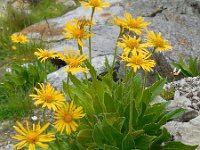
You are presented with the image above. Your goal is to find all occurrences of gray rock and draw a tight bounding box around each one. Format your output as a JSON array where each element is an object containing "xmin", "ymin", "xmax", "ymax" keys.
[
  {"xmin": 186, "ymin": 91, "xmax": 194, "ymax": 98},
  {"xmin": 181, "ymin": 110, "xmax": 198, "ymax": 122},
  {"xmin": 63, "ymin": 0, "xmax": 76, "ymax": 8},
  {"xmin": 19, "ymin": 0, "xmax": 200, "ymax": 65},
  {"xmin": 164, "ymin": 116, "xmax": 200, "ymax": 149},
  {"xmin": 167, "ymin": 91, "xmax": 192, "ymax": 110}
]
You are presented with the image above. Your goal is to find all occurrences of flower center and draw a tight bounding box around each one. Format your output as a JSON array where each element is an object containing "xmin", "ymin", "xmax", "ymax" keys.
[
  {"xmin": 73, "ymin": 29, "xmax": 84, "ymax": 39},
  {"xmin": 26, "ymin": 132, "xmax": 38, "ymax": 143},
  {"xmin": 68, "ymin": 59, "xmax": 81, "ymax": 67},
  {"xmin": 43, "ymin": 93, "xmax": 54, "ymax": 103},
  {"xmin": 90, "ymin": 0, "xmax": 100, "ymax": 7},
  {"xmin": 155, "ymin": 38, "xmax": 165, "ymax": 48},
  {"xmin": 127, "ymin": 39, "xmax": 139, "ymax": 49},
  {"xmin": 129, "ymin": 20, "xmax": 140, "ymax": 28},
  {"xmin": 132, "ymin": 56, "xmax": 143, "ymax": 65},
  {"xmin": 64, "ymin": 113, "xmax": 73, "ymax": 123}
]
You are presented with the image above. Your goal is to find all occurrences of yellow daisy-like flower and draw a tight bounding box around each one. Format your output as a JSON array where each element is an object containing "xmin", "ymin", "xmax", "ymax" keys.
[
  {"xmin": 120, "ymin": 52, "xmax": 156, "ymax": 72},
  {"xmin": 81, "ymin": 0, "xmax": 110, "ymax": 11},
  {"xmin": 63, "ymin": 20, "xmax": 94, "ymax": 47},
  {"xmin": 11, "ymin": 34, "xmax": 18, "ymax": 43},
  {"xmin": 145, "ymin": 30, "xmax": 172, "ymax": 52},
  {"xmin": 34, "ymin": 48, "xmax": 57, "ymax": 63},
  {"xmin": 12, "ymin": 121, "xmax": 55, "ymax": 150},
  {"xmin": 74, "ymin": 17, "xmax": 96, "ymax": 29},
  {"xmin": 30, "ymin": 82, "xmax": 66, "ymax": 111},
  {"xmin": 54, "ymin": 101, "xmax": 85, "ymax": 135},
  {"xmin": 117, "ymin": 35, "xmax": 149, "ymax": 55},
  {"xmin": 111, "ymin": 16, "xmax": 126, "ymax": 28},
  {"xmin": 124, "ymin": 12, "xmax": 151, "ymax": 35},
  {"xmin": 11, "ymin": 33, "xmax": 29, "ymax": 44},
  {"xmin": 57, "ymin": 48, "xmax": 88, "ymax": 74}
]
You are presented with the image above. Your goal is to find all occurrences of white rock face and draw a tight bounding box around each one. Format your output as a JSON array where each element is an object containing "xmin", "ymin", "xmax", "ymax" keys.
[
  {"xmin": 163, "ymin": 76, "xmax": 200, "ymax": 149},
  {"xmin": 167, "ymin": 91, "xmax": 192, "ymax": 111},
  {"xmin": 164, "ymin": 116, "xmax": 200, "ymax": 149}
]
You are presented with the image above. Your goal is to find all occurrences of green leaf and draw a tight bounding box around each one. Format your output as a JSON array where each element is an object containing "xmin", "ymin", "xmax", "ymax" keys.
[
  {"xmin": 104, "ymin": 144, "xmax": 120, "ymax": 150},
  {"xmin": 158, "ymin": 108, "xmax": 185, "ymax": 126},
  {"xmin": 101, "ymin": 123, "xmax": 122, "ymax": 147},
  {"xmin": 163, "ymin": 141, "xmax": 198, "ymax": 150},
  {"xmin": 104, "ymin": 113, "xmax": 125, "ymax": 132},
  {"xmin": 104, "ymin": 93, "xmax": 116, "ymax": 113},
  {"xmin": 147, "ymin": 78, "xmax": 166, "ymax": 100},
  {"xmin": 122, "ymin": 133, "xmax": 136, "ymax": 150},
  {"xmin": 77, "ymin": 129, "xmax": 93, "ymax": 147},
  {"xmin": 134, "ymin": 135, "xmax": 156, "ymax": 150},
  {"xmin": 189, "ymin": 56, "xmax": 198, "ymax": 76},
  {"xmin": 93, "ymin": 124, "xmax": 105, "ymax": 149},
  {"xmin": 151, "ymin": 128, "xmax": 171, "ymax": 149}
]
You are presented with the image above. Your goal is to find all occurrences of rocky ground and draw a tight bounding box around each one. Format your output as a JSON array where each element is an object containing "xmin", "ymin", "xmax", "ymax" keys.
[{"xmin": 163, "ymin": 76, "xmax": 200, "ymax": 149}]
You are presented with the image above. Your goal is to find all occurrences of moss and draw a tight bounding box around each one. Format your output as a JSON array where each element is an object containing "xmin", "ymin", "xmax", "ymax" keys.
[{"xmin": 160, "ymin": 87, "xmax": 175, "ymax": 101}]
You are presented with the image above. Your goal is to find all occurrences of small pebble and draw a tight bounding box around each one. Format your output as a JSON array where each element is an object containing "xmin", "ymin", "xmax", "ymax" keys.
[
  {"xmin": 181, "ymin": 110, "xmax": 198, "ymax": 122},
  {"xmin": 186, "ymin": 92, "xmax": 193, "ymax": 98}
]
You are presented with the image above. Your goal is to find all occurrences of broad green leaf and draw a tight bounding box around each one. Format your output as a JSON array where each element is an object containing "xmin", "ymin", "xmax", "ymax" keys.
[
  {"xmin": 122, "ymin": 133, "xmax": 136, "ymax": 150},
  {"xmin": 134, "ymin": 135, "xmax": 156, "ymax": 150},
  {"xmin": 163, "ymin": 141, "xmax": 198, "ymax": 150},
  {"xmin": 147, "ymin": 78, "xmax": 166, "ymax": 100},
  {"xmin": 104, "ymin": 144, "xmax": 120, "ymax": 150},
  {"xmin": 77, "ymin": 129, "xmax": 93, "ymax": 147},
  {"xmin": 93, "ymin": 124, "xmax": 105, "ymax": 149},
  {"xmin": 104, "ymin": 93, "xmax": 116, "ymax": 113}
]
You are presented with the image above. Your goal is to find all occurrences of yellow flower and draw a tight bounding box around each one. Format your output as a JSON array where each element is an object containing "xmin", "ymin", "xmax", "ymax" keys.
[
  {"xmin": 120, "ymin": 52, "xmax": 156, "ymax": 72},
  {"xmin": 11, "ymin": 33, "xmax": 29, "ymax": 44},
  {"xmin": 117, "ymin": 35, "xmax": 149, "ymax": 55},
  {"xmin": 124, "ymin": 12, "xmax": 151, "ymax": 35},
  {"xmin": 63, "ymin": 20, "xmax": 93, "ymax": 47},
  {"xmin": 145, "ymin": 30, "xmax": 172, "ymax": 52},
  {"xmin": 12, "ymin": 45, "xmax": 17, "ymax": 50},
  {"xmin": 34, "ymin": 48, "xmax": 57, "ymax": 62},
  {"xmin": 57, "ymin": 48, "xmax": 88, "ymax": 74},
  {"xmin": 111, "ymin": 16, "xmax": 126, "ymax": 28},
  {"xmin": 81, "ymin": 0, "xmax": 110, "ymax": 11},
  {"xmin": 30, "ymin": 82, "xmax": 66, "ymax": 111},
  {"xmin": 11, "ymin": 34, "xmax": 18, "ymax": 43},
  {"xmin": 54, "ymin": 101, "xmax": 85, "ymax": 135},
  {"xmin": 12, "ymin": 121, "xmax": 55, "ymax": 150},
  {"xmin": 74, "ymin": 17, "xmax": 96, "ymax": 29}
]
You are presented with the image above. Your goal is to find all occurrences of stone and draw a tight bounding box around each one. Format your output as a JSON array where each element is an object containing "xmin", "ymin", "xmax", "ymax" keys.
[
  {"xmin": 19, "ymin": 0, "xmax": 200, "ymax": 65},
  {"xmin": 63, "ymin": 0, "xmax": 76, "ymax": 8},
  {"xmin": 186, "ymin": 91, "xmax": 194, "ymax": 98},
  {"xmin": 197, "ymin": 91, "xmax": 200, "ymax": 97},
  {"xmin": 167, "ymin": 91, "xmax": 192, "ymax": 110},
  {"xmin": 181, "ymin": 110, "xmax": 198, "ymax": 122},
  {"xmin": 164, "ymin": 116, "xmax": 200, "ymax": 149}
]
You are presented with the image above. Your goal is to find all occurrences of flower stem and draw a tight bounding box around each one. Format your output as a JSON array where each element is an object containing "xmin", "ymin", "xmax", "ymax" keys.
[
  {"xmin": 42, "ymin": 107, "xmax": 46, "ymax": 124},
  {"xmin": 78, "ymin": 43, "xmax": 83, "ymax": 55},
  {"xmin": 112, "ymin": 27, "xmax": 122, "ymax": 71},
  {"xmin": 129, "ymin": 99, "xmax": 133, "ymax": 133},
  {"xmin": 44, "ymin": 61, "xmax": 48, "ymax": 84},
  {"xmin": 143, "ymin": 71, "xmax": 148, "ymax": 90},
  {"xmin": 67, "ymin": 74, "xmax": 72, "ymax": 100},
  {"xmin": 88, "ymin": 8, "xmax": 95, "ymax": 63}
]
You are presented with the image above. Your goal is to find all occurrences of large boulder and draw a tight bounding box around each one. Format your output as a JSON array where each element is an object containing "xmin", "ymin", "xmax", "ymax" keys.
[{"xmin": 21, "ymin": 0, "xmax": 200, "ymax": 63}]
